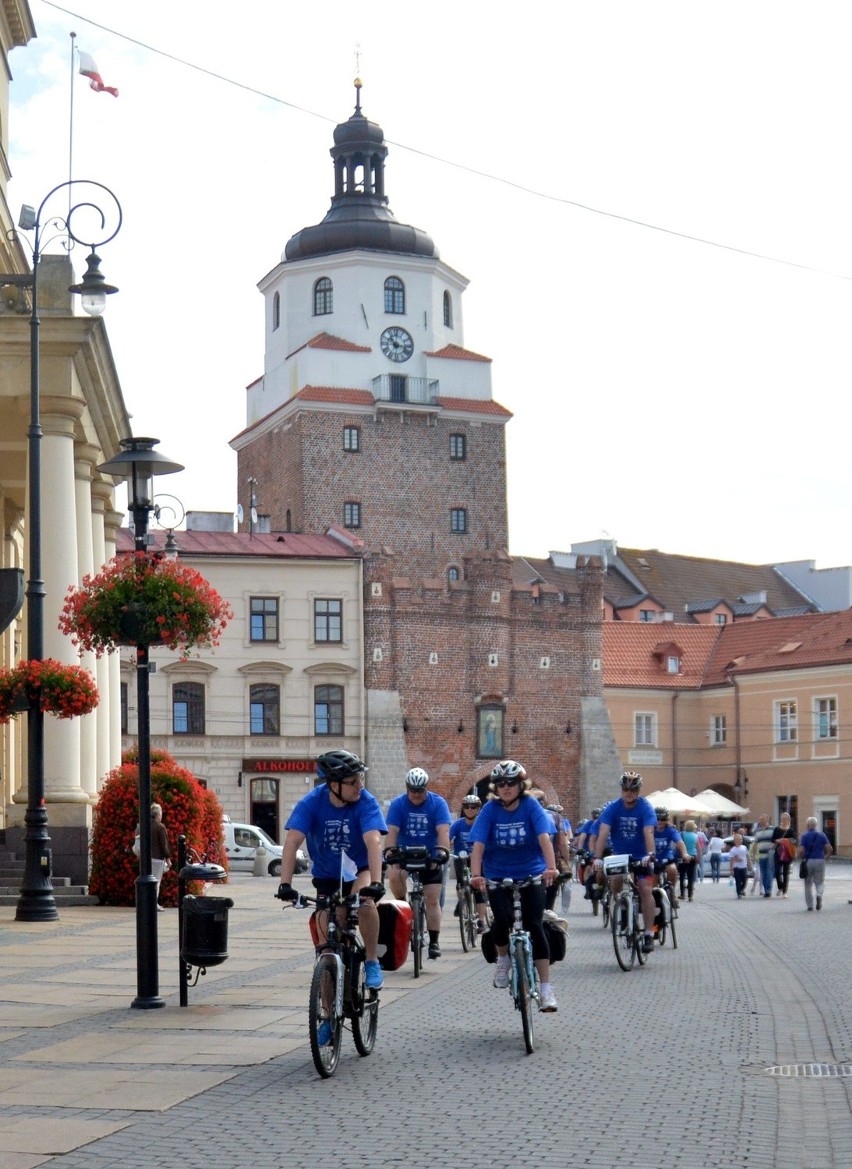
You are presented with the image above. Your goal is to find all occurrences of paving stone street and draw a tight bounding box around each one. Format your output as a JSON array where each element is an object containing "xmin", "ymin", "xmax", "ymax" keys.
[{"xmin": 0, "ymin": 869, "xmax": 849, "ymax": 1169}]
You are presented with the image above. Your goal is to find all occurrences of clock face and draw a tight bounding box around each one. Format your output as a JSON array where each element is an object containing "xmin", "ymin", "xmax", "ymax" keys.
[{"xmin": 380, "ymin": 326, "xmax": 414, "ymax": 363}]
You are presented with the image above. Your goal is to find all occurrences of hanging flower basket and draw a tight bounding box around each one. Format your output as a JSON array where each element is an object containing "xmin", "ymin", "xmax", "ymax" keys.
[
  {"xmin": 58, "ymin": 553, "xmax": 232, "ymax": 660},
  {"xmin": 0, "ymin": 658, "xmax": 100, "ymax": 724}
]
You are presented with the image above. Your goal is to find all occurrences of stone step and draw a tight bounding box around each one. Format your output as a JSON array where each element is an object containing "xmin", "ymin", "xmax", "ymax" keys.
[
  {"xmin": 0, "ymin": 874, "xmax": 71, "ymax": 887},
  {"xmin": 0, "ymin": 887, "xmax": 97, "ymax": 907}
]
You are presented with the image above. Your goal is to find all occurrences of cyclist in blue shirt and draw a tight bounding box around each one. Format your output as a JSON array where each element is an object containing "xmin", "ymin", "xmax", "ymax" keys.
[
  {"xmin": 276, "ymin": 750, "xmax": 387, "ymax": 990},
  {"xmin": 450, "ymin": 794, "xmax": 490, "ymax": 933},
  {"xmin": 593, "ymin": 771, "xmax": 658, "ymax": 954},
  {"xmin": 385, "ymin": 768, "xmax": 451, "ymax": 959},
  {"xmin": 652, "ymin": 807, "xmax": 687, "ymax": 906},
  {"xmin": 469, "ymin": 760, "xmax": 560, "ymax": 1012}
]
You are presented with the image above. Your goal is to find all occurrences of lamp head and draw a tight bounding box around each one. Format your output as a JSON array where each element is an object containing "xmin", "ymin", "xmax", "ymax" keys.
[
  {"xmin": 98, "ymin": 437, "xmax": 183, "ymax": 510},
  {"xmin": 68, "ymin": 249, "xmax": 118, "ymax": 317}
]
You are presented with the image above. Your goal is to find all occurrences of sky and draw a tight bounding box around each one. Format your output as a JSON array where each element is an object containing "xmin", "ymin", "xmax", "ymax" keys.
[{"xmin": 9, "ymin": 1, "xmax": 852, "ymax": 569}]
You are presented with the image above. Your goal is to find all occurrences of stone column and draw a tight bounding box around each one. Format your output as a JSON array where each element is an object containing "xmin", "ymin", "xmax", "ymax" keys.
[
  {"xmin": 102, "ymin": 494, "xmax": 124, "ymax": 769},
  {"xmin": 74, "ymin": 447, "xmax": 100, "ymax": 798}
]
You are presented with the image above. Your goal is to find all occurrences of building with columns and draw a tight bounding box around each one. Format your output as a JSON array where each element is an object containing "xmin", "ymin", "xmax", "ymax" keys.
[
  {"xmin": 0, "ymin": 5, "xmax": 130, "ymax": 883},
  {"xmin": 231, "ymin": 82, "xmax": 615, "ymax": 817}
]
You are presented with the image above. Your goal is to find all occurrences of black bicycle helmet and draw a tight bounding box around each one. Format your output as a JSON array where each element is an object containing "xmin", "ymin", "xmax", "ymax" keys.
[
  {"xmin": 591, "ymin": 808, "xmax": 602, "ymax": 819},
  {"xmin": 654, "ymin": 806, "xmax": 669, "ymax": 819},
  {"xmin": 490, "ymin": 759, "xmax": 527, "ymax": 782},
  {"xmin": 462, "ymin": 794, "xmax": 482, "ymax": 809},
  {"xmin": 620, "ymin": 770, "xmax": 643, "ymax": 791},
  {"xmin": 316, "ymin": 750, "xmax": 367, "ymax": 783}
]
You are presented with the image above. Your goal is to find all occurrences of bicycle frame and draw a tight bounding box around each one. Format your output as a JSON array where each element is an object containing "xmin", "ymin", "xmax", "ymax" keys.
[{"xmin": 488, "ymin": 877, "xmax": 540, "ymax": 1053}]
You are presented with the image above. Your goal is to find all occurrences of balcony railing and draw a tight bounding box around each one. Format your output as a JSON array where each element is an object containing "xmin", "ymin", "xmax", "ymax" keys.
[{"xmin": 372, "ymin": 374, "xmax": 440, "ymax": 406}]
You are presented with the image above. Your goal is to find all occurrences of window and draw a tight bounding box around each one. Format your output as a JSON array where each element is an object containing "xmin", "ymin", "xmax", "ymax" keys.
[
  {"xmin": 711, "ymin": 714, "xmax": 727, "ymax": 746},
  {"xmin": 343, "ymin": 426, "xmax": 360, "ymax": 452},
  {"xmin": 343, "ymin": 501, "xmax": 361, "ymax": 529},
  {"xmin": 173, "ymin": 682, "xmax": 205, "ymax": 735},
  {"xmin": 443, "ymin": 290, "xmax": 453, "ymax": 328},
  {"xmin": 313, "ymin": 277, "xmax": 333, "ymax": 315},
  {"xmin": 634, "ymin": 712, "xmax": 656, "ymax": 747},
  {"xmin": 447, "ymin": 565, "xmax": 460, "ymax": 583},
  {"xmin": 639, "ymin": 610, "xmax": 655, "ymax": 622},
  {"xmin": 272, "ymin": 291, "xmax": 280, "ymax": 331},
  {"xmin": 314, "ymin": 598, "xmax": 342, "ymax": 643},
  {"xmin": 384, "ymin": 276, "xmax": 405, "ymax": 314},
  {"xmin": 451, "ymin": 508, "xmax": 467, "ymax": 533},
  {"xmin": 449, "ymin": 433, "xmax": 466, "ymax": 460},
  {"xmin": 815, "ymin": 697, "xmax": 838, "ymax": 740},
  {"xmin": 120, "ymin": 682, "xmax": 128, "ymax": 735},
  {"xmin": 714, "ymin": 613, "xmax": 728, "ymax": 625},
  {"xmin": 250, "ymin": 597, "xmax": 279, "ymax": 642},
  {"xmin": 250, "ymin": 684, "xmax": 280, "ymax": 736},
  {"xmin": 666, "ymin": 655, "xmax": 680, "ymax": 674},
  {"xmin": 315, "ymin": 684, "xmax": 343, "ymax": 735},
  {"xmin": 775, "ymin": 699, "xmax": 798, "ymax": 743}
]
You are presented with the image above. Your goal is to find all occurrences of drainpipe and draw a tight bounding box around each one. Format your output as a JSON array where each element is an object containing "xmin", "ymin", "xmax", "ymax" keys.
[
  {"xmin": 671, "ymin": 691, "xmax": 679, "ymax": 788},
  {"xmin": 358, "ymin": 556, "xmax": 366, "ymax": 764},
  {"xmin": 730, "ymin": 672, "xmax": 741, "ymax": 791}
]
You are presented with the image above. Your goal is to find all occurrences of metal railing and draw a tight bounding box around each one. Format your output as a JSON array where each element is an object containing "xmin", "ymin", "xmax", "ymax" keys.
[{"xmin": 372, "ymin": 375, "xmax": 440, "ymax": 405}]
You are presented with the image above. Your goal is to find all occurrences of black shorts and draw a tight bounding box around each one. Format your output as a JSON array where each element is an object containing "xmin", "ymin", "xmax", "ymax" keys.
[
  {"xmin": 312, "ymin": 870, "xmax": 368, "ymax": 896},
  {"xmin": 397, "ymin": 863, "xmax": 443, "ymax": 887}
]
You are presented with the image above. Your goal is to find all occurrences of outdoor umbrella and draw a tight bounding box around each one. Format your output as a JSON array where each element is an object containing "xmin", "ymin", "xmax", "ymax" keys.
[
  {"xmin": 642, "ymin": 787, "xmax": 716, "ymax": 818},
  {"xmin": 694, "ymin": 788, "xmax": 750, "ymax": 818}
]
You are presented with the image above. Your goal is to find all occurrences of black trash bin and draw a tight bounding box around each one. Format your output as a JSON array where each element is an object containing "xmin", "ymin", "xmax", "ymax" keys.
[{"xmin": 180, "ymin": 894, "xmax": 234, "ymax": 968}]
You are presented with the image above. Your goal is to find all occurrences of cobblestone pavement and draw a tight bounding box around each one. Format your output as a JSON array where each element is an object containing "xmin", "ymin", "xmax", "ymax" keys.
[{"xmin": 0, "ymin": 870, "xmax": 850, "ymax": 1169}]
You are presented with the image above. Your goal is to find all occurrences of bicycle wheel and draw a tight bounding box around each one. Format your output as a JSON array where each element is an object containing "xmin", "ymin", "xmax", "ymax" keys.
[
  {"xmin": 412, "ymin": 893, "xmax": 425, "ymax": 978},
  {"xmin": 601, "ymin": 887, "xmax": 610, "ymax": 929},
  {"xmin": 633, "ymin": 896, "xmax": 647, "ymax": 966},
  {"xmin": 459, "ymin": 890, "xmax": 473, "ymax": 952},
  {"xmin": 513, "ymin": 938, "xmax": 535, "ymax": 1054},
  {"xmin": 308, "ymin": 954, "xmax": 342, "ymax": 1078},
  {"xmin": 611, "ymin": 893, "xmax": 635, "ymax": 971},
  {"xmin": 591, "ymin": 888, "xmax": 599, "ymax": 917},
  {"xmin": 668, "ymin": 903, "xmax": 678, "ymax": 950},
  {"xmin": 351, "ymin": 961, "xmax": 379, "ymax": 1057}
]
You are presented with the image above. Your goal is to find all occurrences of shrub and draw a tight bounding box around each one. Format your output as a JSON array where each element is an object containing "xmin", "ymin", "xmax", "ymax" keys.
[{"xmin": 90, "ymin": 748, "xmax": 228, "ymax": 906}]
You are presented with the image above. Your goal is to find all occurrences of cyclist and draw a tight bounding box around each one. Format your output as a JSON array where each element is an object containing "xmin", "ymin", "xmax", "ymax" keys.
[
  {"xmin": 469, "ymin": 760, "xmax": 560, "ymax": 1012},
  {"xmin": 580, "ymin": 808, "xmax": 605, "ymax": 902},
  {"xmin": 593, "ymin": 771, "xmax": 658, "ymax": 954},
  {"xmin": 276, "ymin": 750, "xmax": 387, "ymax": 990},
  {"xmin": 385, "ymin": 767, "xmax": 451, "ymax": 959},
  {"xmin": 652, "ymin": 807, "xmax": 686, "ymax": 907},
  {"xmin": 450, "ymin": 794, "xmax": 490, "ymax": 933},
  {"xmin": 547, "ymin": 802, "xmax": 573, "ymax": 911}
]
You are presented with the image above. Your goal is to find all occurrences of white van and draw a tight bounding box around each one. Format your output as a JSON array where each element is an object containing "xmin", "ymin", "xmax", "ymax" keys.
[{"xmin": 222, "ymin": 817, "xmax": 308, "ymax": 876}]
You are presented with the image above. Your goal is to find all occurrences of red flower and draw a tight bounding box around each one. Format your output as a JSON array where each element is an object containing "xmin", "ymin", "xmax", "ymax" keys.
[{"xmin": 0, "ymin": 659, "xmax": 99, "ymax": 724}]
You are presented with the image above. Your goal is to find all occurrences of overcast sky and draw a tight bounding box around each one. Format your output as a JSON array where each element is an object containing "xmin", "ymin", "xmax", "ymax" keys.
[{"xmin": 10, "ymin": 1, "xmax": 852, "ymax": 568}]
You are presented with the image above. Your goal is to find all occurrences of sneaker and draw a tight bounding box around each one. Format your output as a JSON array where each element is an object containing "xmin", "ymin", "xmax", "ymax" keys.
[
  {"xmin": 642, "ymin": 934, "xmax": 654, "ymax": 954},
  {"xmin": 476, "ymin": 920, "xmax": 486, "ymax": 935},
  {"xmin": 156, "ymin": 904, "xmax": 165, "ymax": 913},
  {"xmin": 816, "ymin": 896, "xmax": 822, "ymax": 911},
  {"xmin": 493, "ymin": 957, "xmax": 510, "ymax": 988},
  {"xmin": 539, "ymin": 985, "xmax": 558, "ymax": 1012},
  {"xmin": 317, "ymin": 1020, "xmax": 333, "ymax": 1046},
  {"xmin": 364, "ymin": 959, "xmax": 384, "ymax": 989},
  {"xmin": 428, "ymin": 942, "xmax": 441, "ymax": 959},
  {"xmin": 453, "ymin": 902, "xmax": 461, "ymax": 917}
]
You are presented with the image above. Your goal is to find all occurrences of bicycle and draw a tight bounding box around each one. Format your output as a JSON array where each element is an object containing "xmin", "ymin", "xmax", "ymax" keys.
[
  {"xmin": 652, "ymin": 862, "xmax": 678, "ymax": 950},
  {"xmin": 384, "ymin": 846, "xmax": 448, "ymax": 977},
  {"xmin": 604, "ymin": 855, "xmax": 650, "ymax": 972},
  {"xmin": 288, "ymin": 889, "xmax": 379, "ymax": 1078},
  {"xmin": 452, "ymin": 851, "xmax": 478, "ymax": 952},
  {"xmin": 486, "ymin": 876, "xmax": 541, "ymax": 1054}
]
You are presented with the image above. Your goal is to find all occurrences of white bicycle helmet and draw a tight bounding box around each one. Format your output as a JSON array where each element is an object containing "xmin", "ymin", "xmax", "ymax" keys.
[
  {"xmin": 490, "ymin": 759, "xmax": 527, "ymax": 782},
  {"xmin": 406, "ymin": 767, "xmax": 429, "ymax": 790}
]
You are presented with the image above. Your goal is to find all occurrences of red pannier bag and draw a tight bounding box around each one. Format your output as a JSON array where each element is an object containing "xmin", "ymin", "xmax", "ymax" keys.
[{"xmin": 377, "ymin": 898, "xmax": 413, "ymax": 970}]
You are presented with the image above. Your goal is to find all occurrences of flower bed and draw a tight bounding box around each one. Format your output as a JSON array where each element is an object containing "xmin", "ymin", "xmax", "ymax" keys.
[{"xmin": 0, "ymin": 658, "xmax": 99, "ymax": 723}]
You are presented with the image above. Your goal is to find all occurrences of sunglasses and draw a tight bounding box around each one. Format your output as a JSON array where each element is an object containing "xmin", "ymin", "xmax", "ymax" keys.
[
  {"xmin": 338, "ymin": 774, "xmax": 365, "ymax": 787},
  {"xmin": 494, "ymin": 778, "xmax": 520, "ymax": 788}
]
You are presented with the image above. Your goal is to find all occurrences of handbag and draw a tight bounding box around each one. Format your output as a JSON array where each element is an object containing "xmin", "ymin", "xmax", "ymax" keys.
[{"xmin": 798, "ymin": 859, "xmax": 808, "ymax": 879}]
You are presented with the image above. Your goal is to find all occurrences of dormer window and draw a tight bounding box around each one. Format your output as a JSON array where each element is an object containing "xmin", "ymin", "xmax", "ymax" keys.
[
  {"xmin": 313, "ymin": 277, "xmax": 333, "ymax": 316},
  {"xmin": 384, "ymin": 276, "xmax": 405, "ymax": 314},
  {"xmin": 443, "ymin": 290, "xmax": 453, "ymax": 328},
  {"xmin": 667, "ymin": 656, "xmax": 680, "ymax": 674}
]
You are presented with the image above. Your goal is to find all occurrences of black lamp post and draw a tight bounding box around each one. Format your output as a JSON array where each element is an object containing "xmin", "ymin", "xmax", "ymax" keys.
[
  {"xmin": 3, "ymin": 181, "xmax": 121, "ymax": 923},
  {"xmin": 97, "ymin": 437, "xmax": 183, "ymax": 1009}
]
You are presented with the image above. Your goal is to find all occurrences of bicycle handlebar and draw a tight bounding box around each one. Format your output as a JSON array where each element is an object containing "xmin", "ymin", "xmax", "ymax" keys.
[
  {"xmin": 384, "ymin": 846, "xmax": 449, "ymax": 868},
  {"xmin": 484, "ymin": 876, "xmax": 543, "ymax": 890}
]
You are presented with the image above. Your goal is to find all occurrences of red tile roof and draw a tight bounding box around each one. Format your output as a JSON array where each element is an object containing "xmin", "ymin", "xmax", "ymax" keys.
[
  {"xmin": 425, "ymin": 344, "xmax": 491, "ymax": 362},
  {"xmin": 295, "ymin": 385, "xmax": 376, "ymax": 407},
  {"xmin": 603, "ymin": 624, "xmax": 719, "ymax": 689},
  {"xmin": 116, "ymin": 529, "xmax": 359, "ymax": 559},
  {"xmin": 435, "ymin": 396, "xmax": 512, "ymax": 418},
  {"xmin": 287, "ymin": 332, "xmax": 372, "ymax": 359}
]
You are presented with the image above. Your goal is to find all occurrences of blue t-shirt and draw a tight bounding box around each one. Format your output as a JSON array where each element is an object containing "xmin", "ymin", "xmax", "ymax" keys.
[
  {"xmin": 653, "ymin": 825, "xmax": 682, "ymax": 862},
  {"xmin": 799, "ymin": 829, "xmax": 830, "ymax": 860},
  {"xmin": 386, "ymin": 791, "xmax": 451, "ymax": 850},
  {"xmin": 468, "ymin": 795, "xmax": 553, "ymax": 880},
  {"xmin": 285, "ymin": 785, "xmax": 387, "ymax": 880},
  {"xmin": 450, "ymin": 817, "xmax": 476, "ymax": 855},
  {"xmin": 599, "ymin": 796, "xmax": 657, "ymax": 859}
]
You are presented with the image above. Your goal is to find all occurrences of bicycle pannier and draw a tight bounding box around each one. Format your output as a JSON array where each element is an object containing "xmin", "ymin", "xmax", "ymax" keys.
[
  {"xmin": 543, "ymin": 918, "xmax": 567, "ymax": 963},
  {"xmin": 377, "ymin": 898, "xmax": 413, "ymax": 970},
  {"xmin": 480, "ymin": 928, "xmax": 497, "ymax": 963}
]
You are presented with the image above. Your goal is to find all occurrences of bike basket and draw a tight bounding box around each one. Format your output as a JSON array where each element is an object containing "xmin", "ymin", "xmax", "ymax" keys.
[{"xmin": 603, "ymin": 854, "xmax": 630, "ymax": 876}]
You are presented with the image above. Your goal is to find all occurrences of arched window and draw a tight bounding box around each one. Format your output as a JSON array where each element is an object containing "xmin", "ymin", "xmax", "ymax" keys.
[
  {"xmin": 443, "ymin": 290, "xmax": 453, "ymax": 328},
  {"xmin": 272, "ymin": 290, "xmax": 280, "ymax": 331},
  {"xmin": 384, "ymin": 276, "xmax": 405, "ymax": 314},
  {"xmin": 313, "ymin": 277, "xmax": 333, "ymax": 316},
  {"xmin": 447, "ymin": 565, "xmax": 460, "ymax": 584}
]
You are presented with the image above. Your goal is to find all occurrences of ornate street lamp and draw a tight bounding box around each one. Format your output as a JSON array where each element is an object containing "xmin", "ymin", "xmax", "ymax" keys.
[
  {"xmin": 2, "ymin": 181, "xmax": 122, "ymax": 923},
  {"xmin": 97, "ymin": 437, "xmax": 183, "ymax": 1009}
]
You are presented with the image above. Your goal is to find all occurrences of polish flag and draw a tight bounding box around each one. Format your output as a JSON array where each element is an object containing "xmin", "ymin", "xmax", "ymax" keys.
[{"xmin": 78, "ymin": 51, "xmax": 119, "ymax": 97}]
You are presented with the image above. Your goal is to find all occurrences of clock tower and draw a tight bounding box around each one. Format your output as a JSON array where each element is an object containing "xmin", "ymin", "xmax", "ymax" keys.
[{"xmin": 233, "ymin": 80, "xmax": 511, "ymax": 579}]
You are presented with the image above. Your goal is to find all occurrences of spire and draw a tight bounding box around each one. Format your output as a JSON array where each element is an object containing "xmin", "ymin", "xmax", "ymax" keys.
[{"xmin": 283, "ymin": 80, "xmax": 437, "ymax": 262}]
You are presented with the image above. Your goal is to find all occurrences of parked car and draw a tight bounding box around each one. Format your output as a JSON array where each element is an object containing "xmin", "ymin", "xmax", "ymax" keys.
[
  {"xmin": 702, "ymin": 835, "xmax": 754, "ymax": 879},
  {"xmin": 222, "ymin": 818, "xmax": 308, "ymax": 876}
]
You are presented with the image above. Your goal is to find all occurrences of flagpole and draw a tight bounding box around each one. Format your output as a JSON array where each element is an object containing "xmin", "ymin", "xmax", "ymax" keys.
[{"xmin": 68, "ymin": 31, "xmax": 76, "ymax": 227}]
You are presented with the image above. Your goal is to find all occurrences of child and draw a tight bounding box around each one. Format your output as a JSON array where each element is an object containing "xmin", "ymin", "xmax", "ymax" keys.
[{"xmin": 729, "ymin": 833, "xmax": 750, "ymax": 898}]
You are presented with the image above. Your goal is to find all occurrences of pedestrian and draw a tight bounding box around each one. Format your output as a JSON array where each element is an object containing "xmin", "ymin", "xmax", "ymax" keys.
[
  {"xmin": 706, "ymin": 828, "xmax": 725, "ymax": 884},
  {"xmin": 695, "ymin": 824, "xmax": 708, "ymax": 882},
  {"xmin": 748, "ymin": 837, "xmax": 761, "ymax": 895},
  {"xmin": 150, "ymin": 803, "xmax": 171, "ymax": 911},
  {"xmin": 753, "ymin": 814, "xmax": 776, "ymax": 898},
  {"xmin": 728, "ymin": 832, "xmax": 749, "ymax": 898},
  {"xmin": 679, "ymin": 820, "xmax": 699, "ymax": 901},
  {"xmin": 798, "ymin": 817, "xmax": 833, "ymax": 911},
  {"xmin": 772, "ymin": 812, "xmax": 797, "ymax": 898}
]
